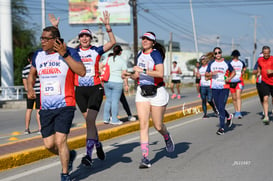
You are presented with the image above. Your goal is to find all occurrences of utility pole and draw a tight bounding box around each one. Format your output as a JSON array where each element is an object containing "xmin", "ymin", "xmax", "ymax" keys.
[
  {"xmin": 169, "ymin": 32, "xmax": 173, "ymax": 83},
  {"xmin": 169, "ymin": 32, "xmax": 173, "ymax": 66},
  {"xmin": 189, "ymin": 0, "xmax": 199, "ymax": 60},
  {"xmin": 132, "ymin": 0, "xmax": 138, "ymax": 65},
  {"xmin": 252, "ymin": 16, "xmax": 257, "ymax": 68},
  {"xmin": 41, "ymin": 0, "xmax": 46, "ymax": 30},
  {"xmin": 216, "ymin": 36, "xmax": 220, "ymax": 47},
  {"xmin": 231, "ymin": 38, "xmax": 234, "ymax": 51}
]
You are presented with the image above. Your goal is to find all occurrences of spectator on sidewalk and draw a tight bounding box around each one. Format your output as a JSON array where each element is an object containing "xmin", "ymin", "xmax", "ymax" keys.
[
  {"xmin": 22, "ymin": 52, "xmax": 41, "ymax": 134},
  {"xmin": 170, "ymin": 61, "xmax": 182, "ymax": 99},
  {"xmin": 120, "ymin": 81, "xmax": 137, "ymax": 121},
  {"xmin": 102, "ymin": 45, "xmax": 127, "ymax": 125},
  {"xmin": 27, "ymin": 26, "xmax": 86, "ymax": 181}
]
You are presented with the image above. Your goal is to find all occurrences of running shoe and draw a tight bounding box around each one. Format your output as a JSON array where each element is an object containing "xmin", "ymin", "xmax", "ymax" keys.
[
  {"xmin": 234, "ymin": 112, "xmax": 240, "ymax": 119},
  {"xmin": 110, "ymin": 120, "xmax": 123, "ymax": 125},
  {"xmin": 202, "ymin": 114, "xmax": 209, "ymax": 119},
  {"xmin": 128, "ymin": 116, "xmax": 137, "ymax": 121},
  {"xmin": 81, "ymin": 155, "xmax": 93, "ymax": 167},
  {"xmin": 68, "ymin": 150, "xmax": 77, "ymax": 173},
  {"xmin": 96, "ymin": 142, "xmax": 106, "ymax": 160},
  {"xmin": 24, "ymin": 129, "xmax": 31, "ymax": 135},
  {"xmin": 171, "ymin": 94, "xmax": 176, "ymax": 99},
  {"xmin": 37, "ymin": 130, "xmax": 41, "ymax": 135},
  {"xmin": 139, "ymin": 157, "xmax": 151, "ymax": 169},
  {"xmin": 237, "ymin": 112, "xmax": 243, "ymax": 119},
  {"xmin": 103, "ymin": 119, "xmax": 110, "ymax": 124},
  {"xmin": 214, "ymin": 110, "xmax": 219, "ymax": 117},
  {"xmin": 226, "ymin": 114, "xmax": 233, "ymax": 128},
  {"xmin": 61, "ymin": 173, "xmax": 71, "ymax": 181},
  {"xmin": 216, "ymin": 128, "xmax": 224, "ymax": 135},
  {"xmin": 263, "ymin": 117, "xmax": 270, "ymax": 125},
  {"xmin": 177, "ymin": 95, "xmax": 181, "ymax": 99},
  {"xmin": 165, "ymin": 134, "xmax": 175, "ymax": 152}
]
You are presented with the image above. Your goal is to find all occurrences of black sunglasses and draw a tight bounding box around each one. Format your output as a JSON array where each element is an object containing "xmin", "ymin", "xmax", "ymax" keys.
[
  {"xmin": 142, "ymin": 37, "xmax": 153, "ymax": 41},
  {"xmin": 214, "ymin": 51, "xmax": 222, "ymax": 55}
]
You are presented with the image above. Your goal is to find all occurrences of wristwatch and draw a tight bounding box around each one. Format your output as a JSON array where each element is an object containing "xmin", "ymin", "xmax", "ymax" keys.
[{"xmin": 62, "ymin": 52, "xmax": 69, "ymax": 58}]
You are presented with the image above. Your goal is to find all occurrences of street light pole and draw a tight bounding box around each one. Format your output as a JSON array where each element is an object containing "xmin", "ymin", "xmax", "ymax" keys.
[
  {"xmin": 132, "ymin": 0, "xmax": 138, "ymax": 65},
  {"xmin": 189, "ymin": 0, "xmax": 199, "ymax": 60},
  {"xmin": 41, "ymin": 0, "xmax": 46, "ymax": 30}
]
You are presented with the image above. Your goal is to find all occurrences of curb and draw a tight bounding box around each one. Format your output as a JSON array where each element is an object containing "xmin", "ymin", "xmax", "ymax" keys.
[{"xmin": 0, "ymin": 89, "xmax": 258, "ymax": 172}]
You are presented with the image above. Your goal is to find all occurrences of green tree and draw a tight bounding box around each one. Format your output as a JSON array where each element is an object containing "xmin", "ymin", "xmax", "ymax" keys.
[{"xmin": 11, "ymin": 0, "xmax": 38, "ymax": 85}]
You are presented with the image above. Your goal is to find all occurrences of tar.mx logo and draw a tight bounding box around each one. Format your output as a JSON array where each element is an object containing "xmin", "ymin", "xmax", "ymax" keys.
[{"xmin": 232, "ymin": 160, "xmax": 251, "ymax": 166}]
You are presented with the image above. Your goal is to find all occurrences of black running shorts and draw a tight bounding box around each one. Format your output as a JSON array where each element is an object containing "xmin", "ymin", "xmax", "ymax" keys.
[
  {"xmin": 75, "ymin": 84, "xmax": 104, "ymax": 113},
  {"xmin": 171, "ymin": 80, "xmax": 181, "ymax": 84},
  {"xmin": 261, "ymin": 81, "xmax": 273, "ymax": 97},
  {"xmin": 40, "ymin": 106, "xmax": 75, "ymax": 138},
  {"xmin": 26, "ymin": 94, "xmax": 40, "ymax": 109}
]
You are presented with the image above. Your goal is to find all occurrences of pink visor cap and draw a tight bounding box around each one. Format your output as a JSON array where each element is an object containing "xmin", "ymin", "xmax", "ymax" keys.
[
  {"xmin": 78, "ymin": 29, "xmax": 92, "ymax": 37},
  {"xmin": 140, "ymin": 33, "xmax": 156, "ymax": 41}
]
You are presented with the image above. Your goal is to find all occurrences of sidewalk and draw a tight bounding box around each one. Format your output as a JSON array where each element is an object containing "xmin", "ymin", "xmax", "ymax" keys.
[{"xmin": 0, "ymin": 86, "xmax": 258, "ymax": 171}]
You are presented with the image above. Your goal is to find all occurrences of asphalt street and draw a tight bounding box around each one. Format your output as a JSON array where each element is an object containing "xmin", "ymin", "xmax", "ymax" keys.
[{"xmin": 1, "ymin": 94, "xmax": 272, "ymax": 181}]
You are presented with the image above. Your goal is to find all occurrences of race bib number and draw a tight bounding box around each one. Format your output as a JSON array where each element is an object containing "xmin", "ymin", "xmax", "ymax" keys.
[
  {"xmin": 85, "ymin": 63, "xmax": 95, "ymax": 77},
  {"xmin": 41, "ymin": 81, "xmax": 61, "ymax": 96},
  {"xmin": 214, "ymin": 73, "xmax": 225, "ymax": 85}
]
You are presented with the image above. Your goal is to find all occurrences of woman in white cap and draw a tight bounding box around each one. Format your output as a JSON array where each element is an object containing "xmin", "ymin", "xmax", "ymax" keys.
[
  {"xmin": 124, "ymin": 31, "xmax": 175, "ymax": 169},
  {"xmin": 49, "ymin": 11, "xmax": 116, "ymax": 167}
]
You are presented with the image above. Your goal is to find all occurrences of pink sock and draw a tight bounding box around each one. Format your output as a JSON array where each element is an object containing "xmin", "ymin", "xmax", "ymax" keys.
[
  {"xmin": 163, "ymin": 133, "xmax": 170, "ymax": 141},
  {"xmin": 141, "ymin": 143, "xmax": 149, "ymax": 158}
]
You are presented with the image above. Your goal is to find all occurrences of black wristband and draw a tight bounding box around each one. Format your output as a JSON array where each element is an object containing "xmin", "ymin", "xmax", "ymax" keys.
[
  {"xmin": 63, "ymin": 52, "xmax": 69, "ymax": 58},
  {"xmin": 106, "ymin": 28, "xmax": 112, "ymax": 33}
]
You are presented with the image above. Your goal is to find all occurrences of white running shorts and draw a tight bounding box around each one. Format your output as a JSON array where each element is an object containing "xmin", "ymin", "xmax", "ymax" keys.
[{"xmin": 135, "ymin": 86, "xmax": 169, "ymax": 106}]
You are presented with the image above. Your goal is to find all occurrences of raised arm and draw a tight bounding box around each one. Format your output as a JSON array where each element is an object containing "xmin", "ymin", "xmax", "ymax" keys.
[
  {"xmin": 48, "ymin": 13, "xmax": 60, "ymax": 28},
  {"xmin": 100, "ymin": 11, "xmax": 116, "ymax": 52}
]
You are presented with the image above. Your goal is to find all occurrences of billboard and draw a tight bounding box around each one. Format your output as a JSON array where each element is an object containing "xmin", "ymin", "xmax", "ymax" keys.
[{"xmin": 69, "ymin": 0, "xmax": 131, "ymax": 24}]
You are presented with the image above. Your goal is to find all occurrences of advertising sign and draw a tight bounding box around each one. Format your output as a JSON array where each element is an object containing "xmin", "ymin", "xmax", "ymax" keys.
[{"xmin": 69, "ymin": 0, "xmax": 131, "ymax": 24}]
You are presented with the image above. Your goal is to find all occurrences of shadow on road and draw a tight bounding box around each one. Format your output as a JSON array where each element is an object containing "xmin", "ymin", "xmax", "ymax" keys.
[
  {"xmin": 151, "ymin": 142, "xmax": 192, "ymax": 164},
  {"xmin": 71, "ymin": 142, "xmax": 139, "ymax": 180},
  {"xmin": 71, "ymin": 141, "xmax": 191, "ymax": 180}
]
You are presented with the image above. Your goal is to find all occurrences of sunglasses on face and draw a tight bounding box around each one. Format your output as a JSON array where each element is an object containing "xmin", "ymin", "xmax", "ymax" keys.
[
  {"xmin": 214, "ymin": 51, "xmax": 222, "ymax": 55},
  {"xmin": 40, "ymin": 36, "xmax": 54, "ymax": 41},
  {"xmin": 142, "ymin": 37, "xmax": 153, "ymax": 41}
]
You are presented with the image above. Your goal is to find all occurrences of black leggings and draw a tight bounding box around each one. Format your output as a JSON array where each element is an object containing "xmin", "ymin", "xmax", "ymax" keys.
[
  {"xmin": 256, "ymin": 83, "xmax": 264, "ymax": 104},
  {"xmin": 120, "ymin": 90, "xmax": 132, "ymax": 117}
]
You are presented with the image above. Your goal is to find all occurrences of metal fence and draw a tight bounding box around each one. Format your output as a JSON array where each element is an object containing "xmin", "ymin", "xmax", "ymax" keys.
[{"xmin": 0, "ymin": 86, "xmax": 25, "ymax": 100}]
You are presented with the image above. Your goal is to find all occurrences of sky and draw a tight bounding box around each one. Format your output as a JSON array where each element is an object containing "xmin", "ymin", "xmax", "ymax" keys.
[{"xmin": 24, "ymin": 0, "xmax": 273, "ymax": 67}]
